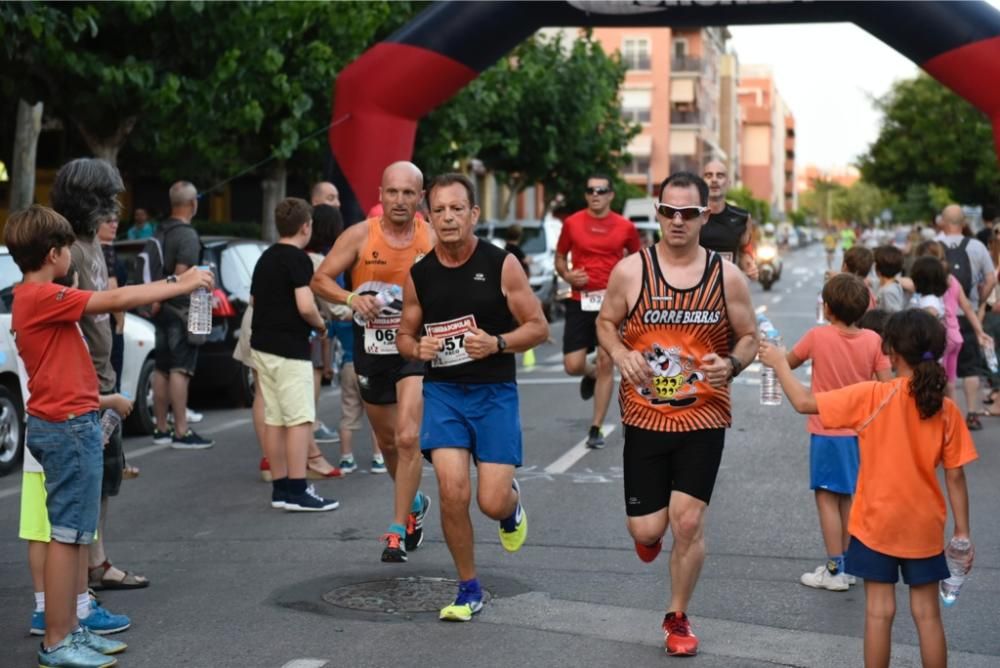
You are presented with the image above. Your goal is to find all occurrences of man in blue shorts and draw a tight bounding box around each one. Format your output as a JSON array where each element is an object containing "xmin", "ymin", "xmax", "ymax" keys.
[{"xmin": 398, "ymin": 173, "xmax": 549, "ymax": 622}]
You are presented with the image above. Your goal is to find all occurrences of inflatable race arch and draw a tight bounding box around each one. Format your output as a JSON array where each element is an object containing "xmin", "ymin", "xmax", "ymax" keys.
[{"xmin": 328, "ymin": 0, "xmax": 1000, "ymax": 222}]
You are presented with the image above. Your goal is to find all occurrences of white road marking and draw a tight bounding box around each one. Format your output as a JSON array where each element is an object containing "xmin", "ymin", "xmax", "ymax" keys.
[
  {"xmin": 200, "ymin": 417, "xmax": 252, "ymax": 435},
  {"xmin": 543, "ymin": 352, "xmax": 564, "ymax": 364},
  {"xmin": 544, "ymin": 424, "xmax": 616, "ymax": 474},
  {"xmin": 280, "ymin": 660, "xmax": 328, "ymax": 668},
  {"xmin": 770, "ymin": 295, "xmax": 783, "ymax": 304}
]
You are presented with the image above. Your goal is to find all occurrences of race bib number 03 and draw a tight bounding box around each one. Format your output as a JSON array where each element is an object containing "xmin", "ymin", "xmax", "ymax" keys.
[
  {"xmin": 425, "ymin": 314, "xmax": 478, "ymax": 368},
  {"xmin": 364, "ymin": 315, "xmax": 400, "ymax": 355},
  {"xmin": 580, "ymin": 289, "xmax": 606, "ymax": 312}
]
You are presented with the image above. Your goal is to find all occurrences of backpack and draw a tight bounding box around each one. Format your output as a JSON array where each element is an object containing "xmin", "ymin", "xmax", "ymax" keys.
[
  {"xmin": 129, "ymin": 223, "xmax": 191, "ymax": 318},
  {"xmin": 943, "ymin": 237, "xmax": 974, "ymax": 297}
]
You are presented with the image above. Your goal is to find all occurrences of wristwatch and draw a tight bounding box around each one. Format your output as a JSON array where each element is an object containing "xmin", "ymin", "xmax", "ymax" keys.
[
  {"xmin": 495, "ymin": 335, "xmax": 508, "ymax": 353},
  {"xmin": 728, "ymin": 355, "xmax": 744, "ymax": 379},
  {"xmin": 166, "ymin": 274, "xmax": 178, "ymax": 284}
]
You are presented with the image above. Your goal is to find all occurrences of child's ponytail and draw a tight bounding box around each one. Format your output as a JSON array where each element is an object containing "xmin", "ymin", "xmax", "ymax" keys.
[{"xmin": 882, "ymin": 309, "xmax": 947, "ymax": 419}]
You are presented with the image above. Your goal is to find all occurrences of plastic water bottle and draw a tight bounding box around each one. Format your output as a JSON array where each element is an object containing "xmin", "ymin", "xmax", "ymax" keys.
[
  {"xmin": 353, "ymin": 285, "xmax": 403, "ymax": 326},
  {"xmin": 100, "ymin": 409, "xmax": 121, "ymax": 446},
  {"xmin": 984, "ymin": 344, "xmax": 999, "ymax": 375},
  {"xmin": 816, "ymin": 293, "xmax": 827, "ymax": 324},
  {"xmin": 758, "ymin": 315, "xmax": 783, "ymax": 406},
  {"xmin": 940, "ymin": 536, "xmax": 972, "ymax": 607},
  {"xmin": 187, "ymin": 265, "xmax": 212, "ymax": 335}
]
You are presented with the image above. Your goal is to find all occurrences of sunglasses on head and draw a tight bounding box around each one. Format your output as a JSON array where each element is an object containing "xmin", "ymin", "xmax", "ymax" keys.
[
  {"xmin": 655, "ymin": 203, "xmax": 706, "ymax": 220},
  {"xmin": 585, "ymin": 186, "xmax": 612, "ymax": 195}
]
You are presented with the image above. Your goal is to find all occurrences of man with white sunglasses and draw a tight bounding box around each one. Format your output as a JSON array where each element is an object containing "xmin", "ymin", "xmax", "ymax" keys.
[{"xmin": 555, "ymin": 175, "xmax": 641, "ymax": 449}]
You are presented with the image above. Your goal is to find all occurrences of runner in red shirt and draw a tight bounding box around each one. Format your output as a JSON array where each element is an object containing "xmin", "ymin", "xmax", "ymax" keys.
[{"xmin": 556, "ymin": 175, "xmax": 641, "ymax": 448}]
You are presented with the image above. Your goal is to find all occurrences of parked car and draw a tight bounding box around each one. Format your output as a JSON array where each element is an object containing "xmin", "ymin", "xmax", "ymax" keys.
[
  {"xmin": 0, "ymin": 246, "xmax": 158, "ymax": 475},
  {"xmin": 115, "ymin": 236, "xmax": 266, "ymax": 411},
  {"xmin": 474, "ymin": 219, "xmax": 560, "ymax": 321}
]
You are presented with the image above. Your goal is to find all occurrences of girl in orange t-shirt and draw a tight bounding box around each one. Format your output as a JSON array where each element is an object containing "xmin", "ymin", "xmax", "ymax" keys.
[{"xmin": 760, "ymin": 309, "xmax": 976, "ymax": 668}]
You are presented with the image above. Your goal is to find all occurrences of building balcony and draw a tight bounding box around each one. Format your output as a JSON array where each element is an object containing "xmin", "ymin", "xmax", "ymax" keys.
[
  {"xmin": 672, "ymin": 55, "xmax": 702, "ymax": 73},
  {"xmin": 785, "ymin": 159, "xmax": 794, "ymax": 173},
  {"xmin": 670, "ymin": 110, "xmax": 703, "ymax": 125}
]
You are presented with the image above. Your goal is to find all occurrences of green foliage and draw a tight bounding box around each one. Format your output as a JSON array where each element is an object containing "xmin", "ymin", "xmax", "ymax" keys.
[
  {"xmin": 726, "ymin": 186, "xmax": 769, "ymax": 223},
  {"xmin": 891, "ymin": 183, "xmax": 952, "ymax": 224},
  {"xmin": 799, "ymin": 178, "xmax": 894, "ymax": 226},
  {"xmin": 415, "ymin": 30, "xmax": 638, "ymax": 215},
  {"xmin": 858, "ymin": 73, "xmax": 999, "ymax": 205}
]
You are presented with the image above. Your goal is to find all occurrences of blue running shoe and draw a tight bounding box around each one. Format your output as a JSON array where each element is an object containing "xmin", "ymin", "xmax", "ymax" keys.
[
  {"xmin": 37, "ymin": 632, "xmax": 117, "ymax": 668},
  {"xmin": 439, "ymin": 580, "xmax": 484, "ymax": 622},
  {"xmin": 81, "ymin": 600, "xmax": 131, "ymax": 635},
  {"xmin": 31, "ymin": 610, "xmax": 45, "ymax": 636},
  {"xmin": 74, "ymin": 627, "xmax": 127, "ymax": 655}
]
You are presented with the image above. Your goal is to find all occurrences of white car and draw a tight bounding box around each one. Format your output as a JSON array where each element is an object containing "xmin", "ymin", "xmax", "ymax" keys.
[{"xmin": 0, "ymin": 246, "xmax": 156, "ymax": 476}]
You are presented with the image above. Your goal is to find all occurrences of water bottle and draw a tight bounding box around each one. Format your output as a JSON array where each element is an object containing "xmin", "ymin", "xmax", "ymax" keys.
[
  {"xmin": 353, "ymin": 285, "xmax": 403, "ymax": 326},
  {"xmin": 100, "ymin": 409, "xmax": 121, "ymax": 446},
  {"xmin": 187, "ymin": 265, "xmax": 212, "ymax": 335},
  {"xmin": 816, "ymin": 293, "xmax": 827, "ymax": 325},
  {"xmin": 940, "ymin": 536, "xmax": 972, "ymax": 607},
  {"xmin": 984, "ymin": 344, "xmax": 999, "ymax": 375},
  {"xmin": 758, "ymin": 315, "xmax": 783, "ymax": 406}
]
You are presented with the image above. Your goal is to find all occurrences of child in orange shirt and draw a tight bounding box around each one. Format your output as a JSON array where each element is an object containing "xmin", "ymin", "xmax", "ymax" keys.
[
  {"xmin": 760, "ymin": 308, "xmax": 976, "ymax": 668},
  {"xmin": 786, "ymin": 274, "xmax": 893, "ymax": 592}
]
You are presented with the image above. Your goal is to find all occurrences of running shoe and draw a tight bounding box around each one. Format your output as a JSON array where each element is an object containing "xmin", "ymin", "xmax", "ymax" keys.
[
  {"xmin": 580, "ymin": 374, "xmax": 596, "ymax": 400},
  {"xmin": 81, "ymin": 600, "xmax": 131, "ymax": 634},
  {"xmin": 498, "ymin": 479, "xmax": 527, "ymax": 553},
  {"xmin": 30, "ymin": 610, "xmax": 45, "ymax": 636},
  {"xmin": 338, "ymin": 454, "xmax": 358, "ymax": 474},
  {"xmin": 37, "ymin": 632, "xmax": 117, "ymax": 668},
  {"xmin": 381, "ymin": 532, "xmax": 407, "ymax": 563},
  {"xmin": 439, "ymin": 581, "xmax": 484, "ymax": 622},
  {"xmin": 585, "ymin": 425, "xmax": 605, "ymax": 449},
  {"xmin": 271, "ymin": 486, "xmax": 288, "ymax": 509},
  {"xmin": 800, "ymin": 565, "xmax": 849, "ymax": 591},
  {"xmin": 284, "ymin": 485, "xmax": 339, "ymax": 512},
  {"xmin": 405, "ymin": 492, "xmax": 431, "ymax": 551},
  {"xmin": 634, "ymin": 538, "xmax": 663, "ymax": 563},
  {"xmin": 167, "ymin": 408, "xmax": 203, "ymax": 424},
  {"xmin": 170, "ymin": 429, "xmax": 214, "ymax": 450},
  {"xmin": 75, "ymin": 626, "xmax": 127, "ymax": 655},
  {"xmin": 314, "ymin": 422, "xmax": 340, "ymax": 443},
  {"xmin": 371, "ymin": 454, "xmax": 387, "ymax": 474},
  {"xmin": 151, "ymin": 429, "xmax": 173, "ymax": 445},
  {"xmin": 662, "ymin": 611, "xmax": 699, "ymax": 656}
]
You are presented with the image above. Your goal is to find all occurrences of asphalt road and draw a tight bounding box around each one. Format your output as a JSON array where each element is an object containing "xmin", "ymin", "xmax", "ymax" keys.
[{"xmin": 1, "ymin": 244, "xmax": 997, "ymax": 668}]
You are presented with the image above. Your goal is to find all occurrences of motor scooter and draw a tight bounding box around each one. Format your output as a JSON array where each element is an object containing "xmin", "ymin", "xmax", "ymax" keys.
[{"xmin": 756, "ymin": 242, "xmax": 782, "ymax": 291}]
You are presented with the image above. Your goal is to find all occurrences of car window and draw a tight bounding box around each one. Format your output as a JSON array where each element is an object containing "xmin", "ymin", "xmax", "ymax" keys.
[
  {"xmin": 0, "ymin": 254, "xmax": 23, "ymax": 313},
  {"xmin": 221, "ymin": 243, "xmax": 265, "ymax": 303}
]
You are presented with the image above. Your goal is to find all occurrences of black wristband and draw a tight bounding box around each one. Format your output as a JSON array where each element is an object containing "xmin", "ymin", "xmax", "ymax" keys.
[{"xmin": 728, "ymin": 355, "xmax": 744, "ymax": 378}]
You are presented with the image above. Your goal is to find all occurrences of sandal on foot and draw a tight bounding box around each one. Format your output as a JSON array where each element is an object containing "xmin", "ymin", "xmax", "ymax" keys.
[
  {"xmin": 122, "ymin": 464, "xmax": 140, "ymax": 480},
  {"xmin": 966, "ymin": 413, "xmax": 983, "ymax": 431},
  {"xmin": 88, "ymin": 560, "xmax": 150, "ymax": 590}
]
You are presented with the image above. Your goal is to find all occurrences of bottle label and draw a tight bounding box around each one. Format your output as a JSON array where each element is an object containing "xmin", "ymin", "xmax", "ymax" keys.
[{"xmin": 424, "ymin": 315, "xmax": 477, "ymax": 367}]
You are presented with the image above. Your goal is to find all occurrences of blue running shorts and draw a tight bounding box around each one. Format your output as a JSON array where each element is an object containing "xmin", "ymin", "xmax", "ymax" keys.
[
  {"xmin": 809, "ymin": 434, "xmax": 859, "ymax": 495},
  {"xmin": 421, "ymin": 381, "xmax": 522, "ymax": 466}
]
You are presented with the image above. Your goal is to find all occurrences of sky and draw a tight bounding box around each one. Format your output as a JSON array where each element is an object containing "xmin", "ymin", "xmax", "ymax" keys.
[{"xmin": 728, "ymin": 23, "xmax": 917, "ymax": 171}]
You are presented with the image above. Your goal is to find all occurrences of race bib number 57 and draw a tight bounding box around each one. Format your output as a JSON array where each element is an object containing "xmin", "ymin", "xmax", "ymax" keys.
[{"xmin": 425, "ymin": 315, "xmax": 478, "ymax": 368}]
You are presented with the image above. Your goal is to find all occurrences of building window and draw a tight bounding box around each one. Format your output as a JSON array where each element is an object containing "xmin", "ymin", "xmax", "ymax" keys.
[
  {"xmin": 626, "ymin": 155, "xmax": 651, "ymax": 176},
  {"xmin": 673, "ymin": 39, "xmax": 687, "ymax": 60},
  {"xmin": 621, "ymin": 89, "xmax": 652, "ymax": 124},
  {"xmin": 622, "ymin": 38, "xmax": 651, "ymax": 70}
]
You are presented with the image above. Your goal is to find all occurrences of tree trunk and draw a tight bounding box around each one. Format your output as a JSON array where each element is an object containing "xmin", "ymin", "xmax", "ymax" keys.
[
  {"xmin": 74, "ymin": 116, "xmax": 137, "ymax": 166},
  {"xmin": 260, "ymin": 160, "xmax": 287, "ymax": 243},
  {"xmin": 9, "ymin": 99, "xmax": 44, "ymax": 213}
]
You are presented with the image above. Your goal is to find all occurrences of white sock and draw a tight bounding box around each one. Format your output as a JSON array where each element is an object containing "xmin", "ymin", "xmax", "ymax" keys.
[
  {"xmin": 76, "ymin": 593, "xmax": 91, "ymax": 620},
  {"xmin": 34, "ymin": 591, "xmax": 45, "ymax": 613}
]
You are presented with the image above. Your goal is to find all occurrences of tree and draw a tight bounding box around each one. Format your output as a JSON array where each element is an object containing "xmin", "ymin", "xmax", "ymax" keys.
[
  {"xmin": 859, "ymin": 73, "xmax": 1000, "ymax": 205},
  {"xmin": 726, "ymin": 186, "xmax": 770, "ymax": 224},
  {"xmin": 834, "ymin": 181, "xmax": 893, "ymax": 227},
  {"xmin": 414, "ymin": 30, "xmax": 638, "ymax": 217}
]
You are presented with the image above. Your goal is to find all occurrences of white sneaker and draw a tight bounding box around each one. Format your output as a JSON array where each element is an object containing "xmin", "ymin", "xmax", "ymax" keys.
[
  {"xmin": 846, "ymin": 574, "xmax": 857, "ymax": 585},
  {"xmin": 800, "ymin": 565, "xmax": 849, "ymax": 591},
  {"xmin": 167, "ymin": 408, "xmax": 204, "ymax": 424}
]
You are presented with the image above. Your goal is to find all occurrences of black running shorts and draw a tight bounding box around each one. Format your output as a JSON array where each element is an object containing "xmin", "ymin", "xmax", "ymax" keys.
[
  {"xmin": 623, "ymin": 425, "xmax": 725, "ymax": 516},
  {"xmin": 956, "ymin": 316, "xmax": 985, "ymax": 378},
  {"xmin": 562, "ymin": 298, "xmax": 599, "ymax": 354},
  {"xmin": 357, "ymin": 359, "xmax": 425, "ymax": 406}
]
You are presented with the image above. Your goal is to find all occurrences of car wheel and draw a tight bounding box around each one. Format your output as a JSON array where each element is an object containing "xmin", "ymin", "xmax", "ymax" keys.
[
  {"xmin": 0, "ymin": 383, "xmax": 24, "ymax": 476},
  {"xmin": 124, "ymin": 357, "xmax": 156, "ymax": 436}
]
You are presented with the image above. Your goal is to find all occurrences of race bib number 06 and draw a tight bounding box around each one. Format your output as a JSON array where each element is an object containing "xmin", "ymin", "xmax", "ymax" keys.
[
  {"xmin": 364, "ymin": 315, "xmax": 400, "ymax": 355},
  {"xmin": 580, "ymin": 289, "xmax": 606, "ymax": 312},
  {"xmin": 425, "ymin": 315, "xmax": 478, "ymax": 368}
]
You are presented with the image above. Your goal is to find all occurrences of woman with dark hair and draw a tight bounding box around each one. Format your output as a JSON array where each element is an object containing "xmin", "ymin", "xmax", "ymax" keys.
[{"xmin": 760, "ymin": 309, "xmax": 976, "ymax": 668}]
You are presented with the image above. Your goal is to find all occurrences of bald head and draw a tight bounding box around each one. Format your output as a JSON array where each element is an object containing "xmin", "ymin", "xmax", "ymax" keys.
[
  {"xmin": 169, "ymin": 181, "xmax": 198, "ymax": 222},
  {"xmin": 703, "ymin": 159, "xmax": 729, "ymax": 202},
  {"xmin": 382, "ymin": 161, "xmax": 423, "ymax": 189},
  {"xmin": 379, "ymin": 161, "xmax": 425, "ymax": 227},
  {"xmin": 940, "ymin": 204, "xmax": 964, "ymax": 231},
  {"xmin": 311, "ymin": 181, "xmax": 340, "ymax": 209}
]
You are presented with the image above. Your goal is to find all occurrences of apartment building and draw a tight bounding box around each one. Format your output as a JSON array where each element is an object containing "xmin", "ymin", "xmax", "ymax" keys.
[{"xmin": 738, "ymin": 65, "xmax": 796, "ymax": 217}]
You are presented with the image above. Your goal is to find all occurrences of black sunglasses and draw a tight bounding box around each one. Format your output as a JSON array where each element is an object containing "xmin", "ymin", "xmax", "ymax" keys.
[
  {"xmin": 585, "ymin": 186, "xmax": 612, "ymax": 195},
  {"xmin": 655, "ymin": 203, "xmax": 706, "ymax": 221}
]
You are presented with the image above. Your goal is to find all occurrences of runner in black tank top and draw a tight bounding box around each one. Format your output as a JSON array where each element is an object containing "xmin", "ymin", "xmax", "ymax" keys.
[
  {"xmin": 702, "ymin": 160, "xmax": 757, "ymax": 280},
  {"xmin": 397, "ymin": 174, "xmax": 549, "ymax": 623}
]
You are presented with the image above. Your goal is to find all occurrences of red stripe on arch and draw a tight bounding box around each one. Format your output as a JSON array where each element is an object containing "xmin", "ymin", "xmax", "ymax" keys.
[{"xmin": 330, "ymin": 42, "xmax": 478, "ymax": 213}]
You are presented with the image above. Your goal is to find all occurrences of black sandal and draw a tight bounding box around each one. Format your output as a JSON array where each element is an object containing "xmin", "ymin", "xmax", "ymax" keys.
[{"xmin": 966, "ymin": 413, "xmax": 983, "ymax": 431}]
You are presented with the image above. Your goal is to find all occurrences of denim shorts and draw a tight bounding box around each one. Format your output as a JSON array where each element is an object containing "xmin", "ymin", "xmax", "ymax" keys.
[
  {"xmin": 25, "ymin": 412, "xmax": 103, "ymax": 545},
  {"xmin": 421, "ymin": 381, "xmax": 523, "ymax": 466}
]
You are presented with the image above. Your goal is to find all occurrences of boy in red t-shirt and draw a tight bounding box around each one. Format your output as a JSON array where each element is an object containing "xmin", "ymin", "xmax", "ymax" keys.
[
  {"xmin": 7, "ymin": 206, "xmax": 212, "ymax": 666},
  {"xmin": 784, "ymin": 274, "xmax": 893, "ymax": 591},
  {"xmin": 761, "ymin": 308, "xmax": 975, "ymax": 668}
]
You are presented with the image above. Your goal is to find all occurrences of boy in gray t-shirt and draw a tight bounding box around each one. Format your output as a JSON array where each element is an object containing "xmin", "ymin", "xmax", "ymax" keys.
[{"xmin": 873, "ymin": 245, "xmax": 908, "ymax": 313}]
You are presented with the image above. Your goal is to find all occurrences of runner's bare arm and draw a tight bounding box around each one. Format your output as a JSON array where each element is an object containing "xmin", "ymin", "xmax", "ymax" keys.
[
  {"xmin": 398, "ymin": 274, "xmax": 438, "ymax": 362},
  {"xmin": 555, "ymin": 252, "xmax": 588, "ymax": 288},
  {"xmin": 722, "ymin": 260, "xmax": 758, "ymax": 375},
  {"xmin": 738, "ymin": 215, "xmax": 758, "ymax": 280},
  {"xmin": 597, "ymin": 255, "xmax": 651, "ymax": 386},
  {"xmin": 468, "ymin": 254, "xmax": 548, "ymax": 356}
]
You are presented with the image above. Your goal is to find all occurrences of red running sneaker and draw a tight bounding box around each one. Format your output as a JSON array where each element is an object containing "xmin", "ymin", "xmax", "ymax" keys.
[
  {"xmin": 662, "ymin": 611, "xmax": 699, "ymax": 656},
  {"xmin": 634, "ymin": 538, "xmax": 663, "ymax": 563}
]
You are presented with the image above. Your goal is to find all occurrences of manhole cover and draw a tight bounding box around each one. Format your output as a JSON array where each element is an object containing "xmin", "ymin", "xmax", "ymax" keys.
[{"xmin": 323, "ymin": 577, "xmax": 492, "ymax": 613}]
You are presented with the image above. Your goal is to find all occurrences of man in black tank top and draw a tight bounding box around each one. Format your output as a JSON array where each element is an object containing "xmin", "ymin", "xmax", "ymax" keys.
[
  {"xmin": 700, "ymin": 160, "xmax": 758, "ymax": 280},
  {"xmin": 398, "ymin": 173, "xmax": 549, "ymax": 623}
]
